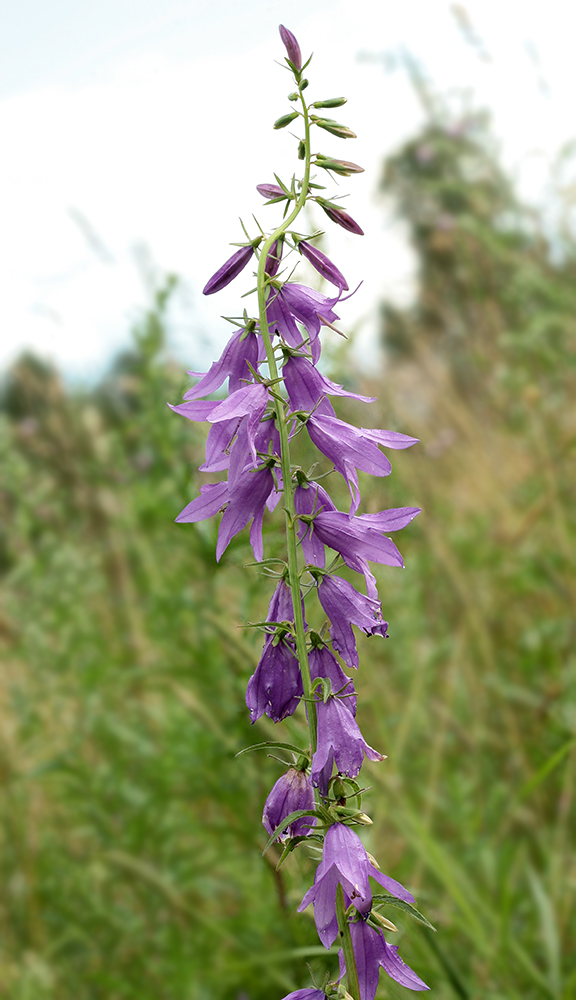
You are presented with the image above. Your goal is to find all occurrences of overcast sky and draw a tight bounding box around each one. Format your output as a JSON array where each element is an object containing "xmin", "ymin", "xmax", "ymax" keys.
[{"xmin": 1, "ymin": 0, "xmax": 574, "ymax": 379}]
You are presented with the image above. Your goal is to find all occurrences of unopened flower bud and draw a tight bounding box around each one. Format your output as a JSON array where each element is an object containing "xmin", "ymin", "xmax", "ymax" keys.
[
  {"xmin": 298, "ymin": 140, "xmax": 306, "ymax": 160},
  {"xmin": 274, "ymin": 111, "xmax": 299, "ymax": 130},
  {"xmin": 203, "ymin": 243, "xmax": 258, "ymax": 295},
  {"xmin": 298, "ymin": 240, "xmax": 349, "ymax": 290},
  {"xmin": 311, "ymin": 117, "xmax": 357, "ymax": 139},
  {"xmin": 370, "ymin": 911, "xmax": 399, "ymax": 933},
  {"xmin": 256, "ymin": 182, "xmax": 286, "ymax": 201},
  {"xmin": 315, "ymin": 154, "xmax": 364, "ymax": 176},
  {"xmin": 332, "ymin": 775, "xmax": 347, "ymax": 799},
  {"xmin": 279, "ymin": 24, "xmax": 302, "ymax": 72},
  {"xmin": 265, "ymin": 238, "xmax": 283, "ymax": 277},
  {"xmin": 288, "ymin": 91, "xmax": 299, "ymax": 101},
  {"xmin": 299, "ymin": 78, "xmax": 309, "ymax": 90},
  {"xmin": 312, "ymin": 97, "xmax": 347, "ymax": 108},
  {"xmin": 320, "ymin": 203, "xmax": 364, "ymax": 235}
]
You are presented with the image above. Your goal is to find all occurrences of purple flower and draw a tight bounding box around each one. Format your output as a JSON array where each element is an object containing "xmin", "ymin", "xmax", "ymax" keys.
[
  {"xmin": 183, "ymin": 327, "xmax": 261, "ymax": 399},
  {"xmin": 339, "ymin": 919, "xmax": 429, "ymax": 997},
  {"xmin": 308, "ymin": 508, "xmax": 420, "ymax": 574},
  {"xmin": 298, "ymin": 240, "xmax": 349, "ymax": 290},
  {"xmin": 279, "ymin": 24, "xmax": 302, "ymax": 71},
  {"xmin": 280, "ymin": 283, "xmax": 342, "ymax": 345},
  {"xmin": 257, "ymin": 182, "xmax": 286, "ymax": 200},
  {"xmin": 265, "ymin": 239, "xmax": 283, "ymax": 276},
  {"xmin": 262, "ymin": 767, "xmax": 316, "ymax": 839},
  {"xmin": 175, "ymin": 464, "xmax": 275, "ymax": 562},
  {"xmin": 246, "ymin": 638, "xmax": 303, "ymax": 723},
  {"xmin": 203, "ymin": 245, "xmax": 255, "ymax": 295},
  {"xmin": 317, "ymin": 574, "xmax": 388, "ymax": 670},
  {"xmin": 283, "ymin": 355, "xmax": 375, "ymax": 418},
  {"xmin": 311, "ymin": 688, "xmax": 385, "ymax": 792},
  {"xmin": 309, "ymin": 644, "xmax": 356, "ymax": 715},
  {"xmin": 306, "ymin": 413, "xmax": 418, "ymax": 512},
  {"xmin": 264, "ymin": 579, "xmax": 305, "ymax": 633},
  {"xmin": 279, "ymin": 992, "xmax": 326, "ymax": 1000},
  {"xmin": 298, "ymin": 823, "xmax": 414, "ymax": 947},
  {"xmin": 293, "ymin": 480, "xmax": 336, "ymax": 567},
  {"xmin": 207, "ymin": 382, "xmax": 269, "ymax": 466},
  {"xmin": 321, "ymin": 204, "xmax": 364, "ymax": 235}
]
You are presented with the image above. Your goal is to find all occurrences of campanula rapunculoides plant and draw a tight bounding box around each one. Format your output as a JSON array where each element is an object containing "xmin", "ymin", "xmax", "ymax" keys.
[{"xmin": 171, "ymin": 25, "xmax": 431, "ymax": 1000}]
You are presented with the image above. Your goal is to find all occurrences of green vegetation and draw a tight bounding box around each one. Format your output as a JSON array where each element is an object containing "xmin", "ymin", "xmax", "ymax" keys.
[{"xmin": 0, "ymin": 114, "xmax": 574, "ymax": 999}]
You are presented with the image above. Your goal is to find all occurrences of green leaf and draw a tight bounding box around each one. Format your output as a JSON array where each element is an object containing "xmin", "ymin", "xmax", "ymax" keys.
[
  {"xmin": 235, "ymin": 740, "xmax": 307, "ymax": 758},
  {"xmin": 261, "ymin": 809, "xmax": 320, "ymax": 855},
  {"xmin": 372, "ymin": 894, "xmax": 437, "ymax": 932}
]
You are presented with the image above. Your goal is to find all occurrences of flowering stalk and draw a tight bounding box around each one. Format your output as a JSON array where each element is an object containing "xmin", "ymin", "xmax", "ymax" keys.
[
  {"xmin": 171, "ymin": 25, "xmax": 431, "ymax": 1000},
  {"xmin": 255, "ymin": 80, "xmax": 318, "ymax": 752}
]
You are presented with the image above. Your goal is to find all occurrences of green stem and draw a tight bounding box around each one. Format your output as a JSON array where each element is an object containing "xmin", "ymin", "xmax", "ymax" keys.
[
  {"xmin": 256, "ymin": 90, "xmax": 317, "ymax": 754},
  {"xmin": 336, "ymin": 884, "xmax": 361, "ymax": 1000}
]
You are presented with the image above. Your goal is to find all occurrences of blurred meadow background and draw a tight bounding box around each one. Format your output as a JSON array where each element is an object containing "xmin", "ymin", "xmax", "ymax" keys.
[{"xmin": 1, "ymin": 2, "xmax": 575, "ymax": 999}]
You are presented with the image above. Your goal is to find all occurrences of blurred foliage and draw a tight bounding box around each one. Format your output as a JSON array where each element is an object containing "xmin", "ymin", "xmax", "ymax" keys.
[{"xmin": 0, "ymin": 109, "xmax": 575, "ymax": 1000}]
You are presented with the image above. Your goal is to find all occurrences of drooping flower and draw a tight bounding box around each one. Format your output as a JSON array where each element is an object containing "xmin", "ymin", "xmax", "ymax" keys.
[
  {"xmin": 279, "ymin": 991, "xmax": 327, "ymax": 1000},
  {"xmin": 339, "ymin": 919, "xmax": 429, "ymax": 997},
  {"xmin": 245, "ymin": 638, "xmax": 303, "ymax": 723},
  {"xmin": 283, "ymin": 354, "xmax": 375, "ymax": 417},
  {"xmin": 311, "ymin": 688, "xmax": 385, "ymax": 793},
  {"xmin": 279, "ymin": 24, "xmax": 302, "ymax": 71},
  {"xmin": 280, "ymin": 283, "xmax": 342, "ymax": 345},
  {"xmin": 306, "ymin": 413, "xmax": 418, "ymax": 512},
  {"xmin": 298, "ymin": 823, "xmax": 414, "ymax": 948},
  {"xmin": 294, "ymin": 482, "xmax": 420, "ymax": 581},
  {"xmin": 175, "ymin": 463, "xmax": 276, "ymax": 562},
  {"xmin": 298, "ymin": 240, "xmax": 349, "ymax": 290},
  {"xmin": 317, "ymin": 574, "xmax": 388, "ymax": 670},
  {"xmin": 182, "ymin": 326, "xmax": 261, "ymax": 399},
  {"xmin": 207, "ymin": 382, "xmax": 269, "ymax": 466},
  {"xmin": 262, "ymin": 767, "xmax": 316, "ymax": 839},
  {"xmin": 320, "ymin": 203, "xmax": 364, "ymax": 235},
  {"xmin": 203, "ymin": 244, "xmax": 256, "ymax": 295},
  {"xmin": 308, "ymin": 643, "xmax": 356, "ymax": 715}
]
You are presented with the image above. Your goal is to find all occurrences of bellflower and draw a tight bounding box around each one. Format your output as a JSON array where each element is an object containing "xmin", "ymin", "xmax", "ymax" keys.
[
  {"xmin": 308, "ymin": 644, "xmax": 356, "ymax": 716},
  {"xmin": 307, "ymin": 413, "xmax": 418, "ymax": 512},
  {"xmin": 311, "ymin": 688, "xmax": 385, "ymax": 793},
  {"xmin": 207, "ymin": 382, "xmax": 269, "ymax": 466},
  {"xmin": 203, "ymin": 244, "xmax": 257, "ymax": 295},
  {"xmin": 280, "ymin": 283, "xmax": 342, "ymax": 344},
  {"xmin": 320, "ymin": 203, "xmax": 364, "ymax": 235},
  {"xmin": 183, "ymin": 326, "xmax": 261, "ymax": 399},
  {"xmin": 284, "ymin": 354, "xmax": 375, "ymax": 417},
  {"xmin": 246, "ymin": 638, "xmax": 303, "ymax": 723},
  {"xmin": 257, "ymin": 182, "xmax": 287, "ymax": 200},
  {"xmin": 279, "ymin": 992, "xmax": 327, "ymax": 1000},
  {"xmin": 263, "ymin": 578, "xmax": 306, "ymax": 640},
  {"xmin": 279, "ymin": 24, "xmax": 302, "ymax": 71},
  {"xmin": 317, "ymin": 574, "xmax": 388, "ymax": 670},
  {"xmin": 340, "ymin": 920, "xmax": 429, "ymax": 997},
  {"xmin": 265, "ymin": 239, "xmax": 284, "ymax": 276},
  {"xmin": 298, "ymin": 823, "xmax": 414, "ymax": 948},
  {"xmin": 298, "ymin": 240, "xmax": 349, "ymax": 290},
  {"xmin": 175, "ymin": 463, "xmax": 276, "ymax": 562},
  {"xmin": 262, "ymin": 767, "xmax": 316, "ymax": 839},
  {"xmin": 294, "ymin": 483, "xmax": 420, "ymax": 580}
]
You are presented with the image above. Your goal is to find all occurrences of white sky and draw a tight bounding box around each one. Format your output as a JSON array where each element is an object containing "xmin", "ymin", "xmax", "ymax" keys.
[{"xmin": 0, "ymin": 0, "xmax": 574, "ymax": 380}]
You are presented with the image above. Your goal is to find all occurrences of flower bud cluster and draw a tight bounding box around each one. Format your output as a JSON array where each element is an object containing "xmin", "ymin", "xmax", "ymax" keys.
[{"xmin": 171, "ymin": 25, "xmax": 429, "ymax": 1000}]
